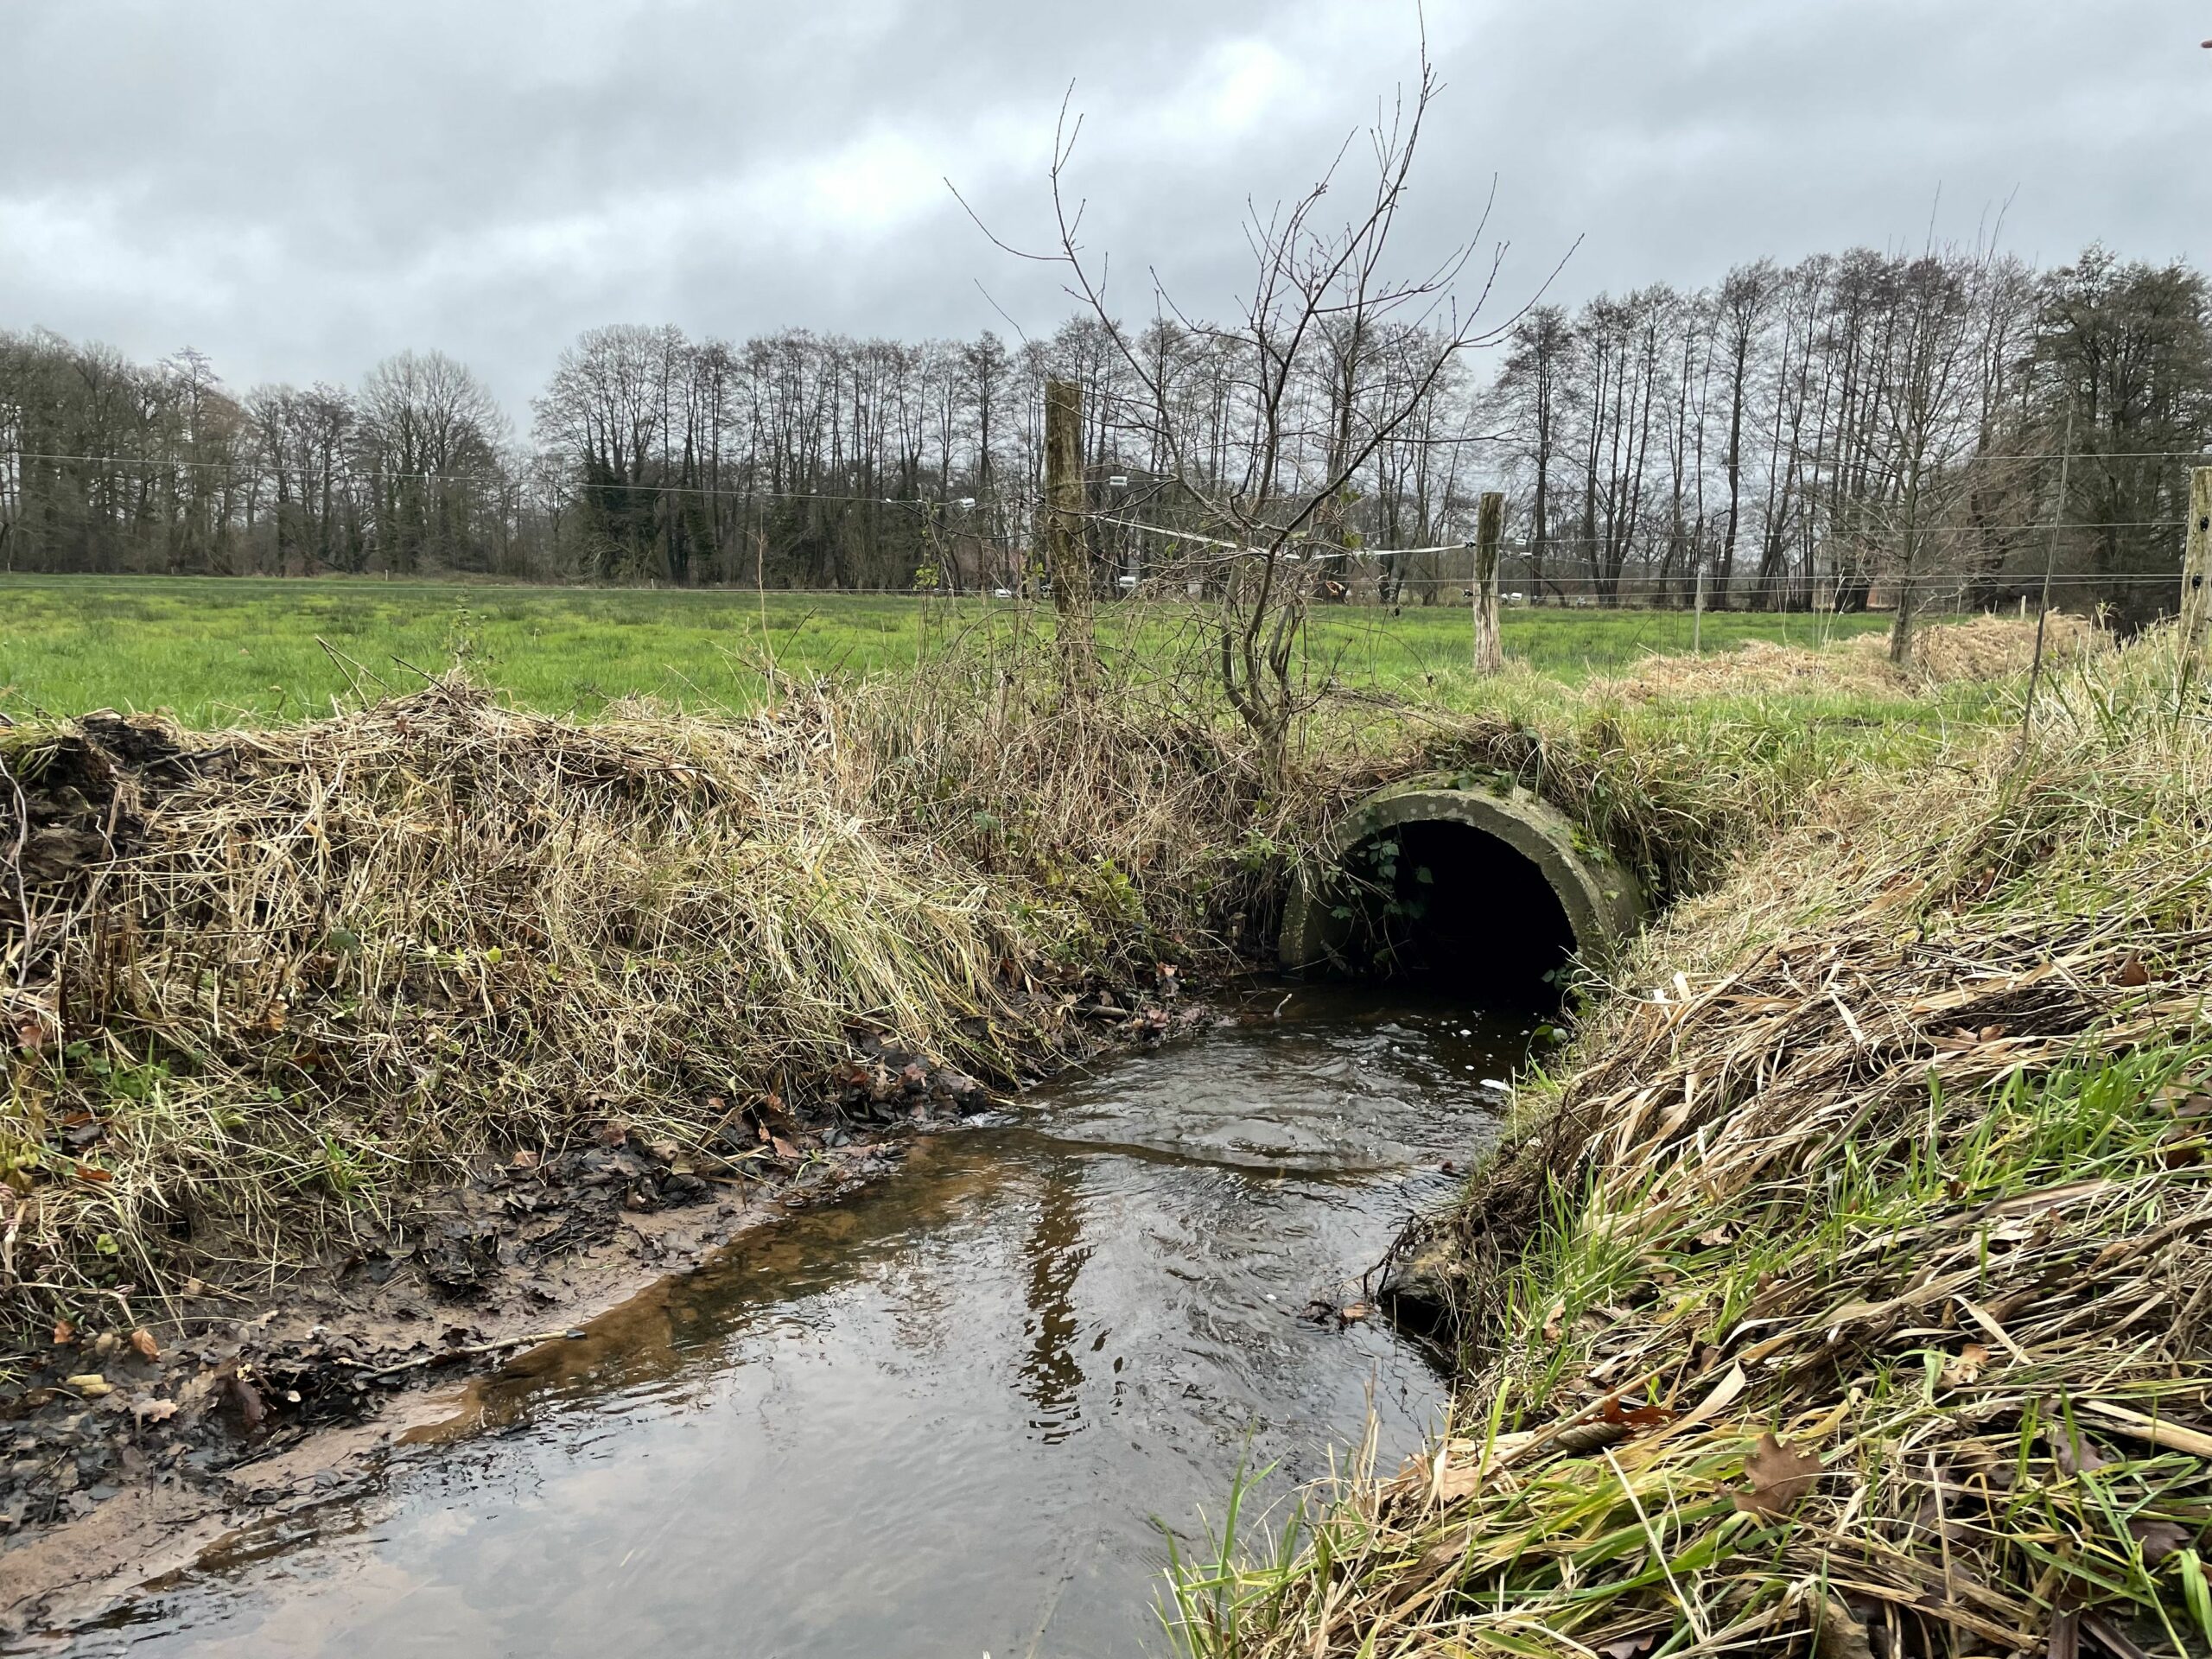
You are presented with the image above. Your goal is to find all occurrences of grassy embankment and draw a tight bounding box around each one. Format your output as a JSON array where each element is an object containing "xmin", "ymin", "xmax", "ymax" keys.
[
  {"xmin": 1168, "ymin": 624, "xmax": 2212, "ymax": 1658},
  {"xmin": 0, "ymin": 595, "xmax": 2053, "ymax": 1417},
  {"xmin": 0, "ymin": 573, "xmax": 1888, "ymax": 726}
]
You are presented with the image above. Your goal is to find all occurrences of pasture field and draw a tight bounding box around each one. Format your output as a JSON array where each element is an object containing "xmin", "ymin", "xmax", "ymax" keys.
[{"xmin": 0, "ymin": 574, "xmax": 1893, "ymax": 725}]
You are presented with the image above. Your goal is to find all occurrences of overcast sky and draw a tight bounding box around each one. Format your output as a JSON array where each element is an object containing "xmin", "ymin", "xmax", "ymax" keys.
[{"xmin": 4, "ymin": 0, "xmax": 2207, "ymax": 419}]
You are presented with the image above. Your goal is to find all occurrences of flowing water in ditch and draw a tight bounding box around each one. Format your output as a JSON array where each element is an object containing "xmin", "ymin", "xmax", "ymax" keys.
[{"xmin": 72, "ymin": 988, "xmax": 1522, "ymax": 1658}]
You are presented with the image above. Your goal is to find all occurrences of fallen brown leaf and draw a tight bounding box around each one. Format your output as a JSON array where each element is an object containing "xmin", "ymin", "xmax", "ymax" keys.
[
  {"xmin": 1435, "ymin": 1461, "xmax": 1482, "ymax": 1503},
  {"xmin": 2049, "ymin": 1604, "xmax": 2081, "ymax": 1659},
  {"xmin": 1599, "ymin": 1630, "xmax": 1662, "ymax": 1659},
  {"xmin": 2082, "ymin": 1607, "xmax": 2155, "ymax": 1659},
  {"xmin": 130, "ymin": 1326, "xmax": 160, "ymax": 1361},
  {"xmin": 1555, "ymin": 1420, "xmax": 1635, "ymax": 1455},
  {"xmin": 2046, "ymin": 1418, "xmax": 2113, "ymax": 1477},
  {"xmin": 1732, "ymin": 1432, "xmax": 1823, "ymax": 1516},
  {"xmin": 1938, "ymin": 1341, "xmax": 1991, "ymax": 1388},
  {"xmin": 2117, "ymin": 954, "xmax": 2150, "ymax": 987},
  {"xmin": 225, "ymin": 1369, "xmax": 266, "ymax": 1433},
  {"xmin": 1599, "ymin": 1395, "xmax": 1674, "ymax": 1431},
  {"xmin": 52, "ymin": 1318, "xmax": 75, "ymax": 1347},
  {"xmin": 1912, "ymin": 1486, "xmax": 1973, "ymax": 1546},
  {"xmin": 2152, "ymin": 1080, "xmax": 2212, "ymax": 1116},
  {"xmin": 1812, "ymin": 1595, "xmax": 1877, "ymax": 1659}
]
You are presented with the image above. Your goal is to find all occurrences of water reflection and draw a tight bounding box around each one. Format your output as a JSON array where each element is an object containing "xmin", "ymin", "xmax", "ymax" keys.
[
  {"xmin": 1019, "ymin": 1166, "xmax": 1093, "ymax": 1443},
  {"xmin": 68, "ymin": 988, "xmax": 1519, "ymax": 1658}
]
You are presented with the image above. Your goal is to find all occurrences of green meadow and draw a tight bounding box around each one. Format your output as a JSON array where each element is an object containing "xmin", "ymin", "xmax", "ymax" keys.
[{"xmin": 0, "ymin": 575, "xmax": 1892, "ymax": 726}]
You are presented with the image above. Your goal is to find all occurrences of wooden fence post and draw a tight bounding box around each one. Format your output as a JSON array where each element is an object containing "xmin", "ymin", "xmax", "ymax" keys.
[
  {"xmin": 1043, "ymin": 378, "xmax": 1094, "ymax": 686},
  {"xmin": 2183, "ymin": 467, "xmax": 2212, "ymax": 671},
  {"xmin": 1471, "ymin": 491, "xmax": 1504, "ymax": 676}
]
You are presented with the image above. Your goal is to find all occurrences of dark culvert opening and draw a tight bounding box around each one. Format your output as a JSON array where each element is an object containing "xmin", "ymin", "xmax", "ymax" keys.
[{"xmin": 1333, "ymin": 818, "xmax": 1577, "ymax": 1009}]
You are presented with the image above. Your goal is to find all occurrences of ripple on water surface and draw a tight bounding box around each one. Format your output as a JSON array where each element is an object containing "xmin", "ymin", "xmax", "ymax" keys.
[{"xmin": 72, "ymin": 988, "xmax": 1522, "ymax": 1658}]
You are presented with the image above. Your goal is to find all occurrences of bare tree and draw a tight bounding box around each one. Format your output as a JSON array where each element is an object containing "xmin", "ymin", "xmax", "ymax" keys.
[
  {"xmin": 1713, "ymin": 261, "xmax": 1777, "ymax": 605},
  {"xmin": 1496, "ymin": 306, "xmax": 1573, "ymax": 601},
  {"xmin": 960, "ymin": 46, "xmax": 1525, "ymax": 774},
  {"xmin": 4, "ymin": 235, "xmax": 2201, "ymax": 617},
  {"xmin": 358, "ymin": 350, "xmax": 507, "ymax": 575},
  {"xmin": 1876, "ymin": 249, "xmax": 1992, "ymax": 662}
]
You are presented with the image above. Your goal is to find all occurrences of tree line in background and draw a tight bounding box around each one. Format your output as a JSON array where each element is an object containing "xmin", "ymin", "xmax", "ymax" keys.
[{"xmin": 2, "ymin": 243, "xmax": 2206, "ymax": 618}]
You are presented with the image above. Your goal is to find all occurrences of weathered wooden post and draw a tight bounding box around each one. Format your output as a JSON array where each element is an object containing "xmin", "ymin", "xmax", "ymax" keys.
[
  {"xmin": 1043, "ymin": 378, "xmax": 1095, "ymax": 686},
  {"xmin": 2183, "ymin": 467, "xmax": 2212, "ymax": 671},
  {"xmin": 2019, "ymin": 406, "xmax": 2074, "ymax": 753},
  {"xmin": 1693, "ymin": 565, "xmax": 1705, "ymax": 654},
  {"xmin": 1471, "ymin": 490, "xmax": 1504, "ymax": 676}
]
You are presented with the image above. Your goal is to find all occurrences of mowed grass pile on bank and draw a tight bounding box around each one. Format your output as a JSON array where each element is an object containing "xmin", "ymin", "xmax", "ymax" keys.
[
  {"xmin": 0, "ymin": 573, "xmax": 1889, "ymax": 727},
  {"xmin": 0, "ymin": 652, "xmax": 1287, "ymax": 1348},
  {"xmin": 1171, "ymin": 628, "xmax": 2212, "ymax": 1659}
]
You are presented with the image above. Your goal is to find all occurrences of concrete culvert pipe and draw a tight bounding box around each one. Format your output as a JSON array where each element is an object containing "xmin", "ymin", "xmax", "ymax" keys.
[{"xmin": 1279, "ymin": 785, "xmax": 1642, "ymax": 1005}]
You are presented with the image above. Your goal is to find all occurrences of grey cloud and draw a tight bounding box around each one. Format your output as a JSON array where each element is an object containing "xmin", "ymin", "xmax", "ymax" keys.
[{"xmin": 3, "ymin": 0, "xmax": 2204, "ymax": 416}]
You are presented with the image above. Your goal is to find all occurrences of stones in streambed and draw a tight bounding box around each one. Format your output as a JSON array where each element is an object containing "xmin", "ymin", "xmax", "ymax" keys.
[
  {"xmin": 385, "ymin": 1057, "xmax": 970, "ymax": 1307},
  {"xmin": 0, "ymin": 1029, "xmax": 1070, "ymax": 1558},
  {"xmin": 372, "ymin": 1045, "xmax": 992, "ymax": 1292}
]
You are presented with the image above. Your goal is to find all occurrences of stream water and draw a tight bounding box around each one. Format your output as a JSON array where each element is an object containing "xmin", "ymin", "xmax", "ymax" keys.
[{"xmin": 73, "ymin": 988, "xmax": 1520, "ymax": 1658}]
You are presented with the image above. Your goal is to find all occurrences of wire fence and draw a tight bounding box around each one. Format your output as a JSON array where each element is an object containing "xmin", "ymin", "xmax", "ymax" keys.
[{"xmin": 6, "ymin": 447, "xmax": 2208, "ymax": 610}]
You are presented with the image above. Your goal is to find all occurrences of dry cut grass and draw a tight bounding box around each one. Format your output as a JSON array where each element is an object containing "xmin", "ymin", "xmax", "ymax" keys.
[
  {"xmin": 0, "ymin": 659, "xmax": 1267, "ymax": 1338},
  {"xmin": 1612, "ymin": 637, "xmax": 1912, "ymax": 704},
  {"xmin": 1171, "ymin": 630, "xmax": 2212, "ymax": 1659},
  {"xmin": 1605, "ymin": 612, "xmax": 2106, "ymax": 706},
  {"xmin": 1876, "ymin": 609, "xmax": 2108, "ymax": 682}
]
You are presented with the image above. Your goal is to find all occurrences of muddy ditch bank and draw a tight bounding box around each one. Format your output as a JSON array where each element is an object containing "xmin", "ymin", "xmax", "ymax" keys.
[
  {"xmin": 0, "ymin": 994, "xmax": 1222, "ymax": 1639},
  {"xmin": 2, "ymin": 685, "xmax": 1271, "ymax": 1360}
]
